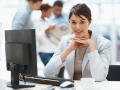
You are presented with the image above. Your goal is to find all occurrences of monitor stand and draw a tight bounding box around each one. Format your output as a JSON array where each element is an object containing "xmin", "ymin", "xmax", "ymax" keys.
[{"xmin": 7, "ymin": 63, "xmax": 35, "ymax": 89}]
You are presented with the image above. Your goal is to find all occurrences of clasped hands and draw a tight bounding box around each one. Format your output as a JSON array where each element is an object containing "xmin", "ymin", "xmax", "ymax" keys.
[{"xmin": 68, "ymin": 36, "xmax": 94, "ymax": 51}]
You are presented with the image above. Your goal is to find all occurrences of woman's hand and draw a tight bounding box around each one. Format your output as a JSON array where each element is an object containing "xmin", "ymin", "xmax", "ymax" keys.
[
  {"xmin": 68, "ymin": 37, "xmax": 97, "ymax": 52},
  {"xmin": 60, "ymin": 37, "xmax": 88, "ymax": 62},
  {"xmin": 60, "ymin": 37, "xmax": 96, "ymax": 62},
  {"xmin": 72, "ymin": 37, "xmax": 90, "ymax": 46},
  {"xmin": 45, "ymin": 25, "xmax": 55, "ymax": 33},
  {"xmin": 48, "ymin": 25, "xmax": 55, "ymax": 30},
  {"xmin": 67, "ymin": 37, "xmax": 88, "ymax": 50}
]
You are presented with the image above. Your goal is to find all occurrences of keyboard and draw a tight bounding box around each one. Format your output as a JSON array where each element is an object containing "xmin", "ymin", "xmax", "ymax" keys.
[{"xmin": 19, "ymin": 75, "xmax": 74, "ymax": 86}]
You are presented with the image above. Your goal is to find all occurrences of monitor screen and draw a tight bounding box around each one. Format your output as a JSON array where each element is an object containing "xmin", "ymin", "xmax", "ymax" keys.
[{"xmin": 5, "ymin": 29, "xmax": 37, "ymax": 76}]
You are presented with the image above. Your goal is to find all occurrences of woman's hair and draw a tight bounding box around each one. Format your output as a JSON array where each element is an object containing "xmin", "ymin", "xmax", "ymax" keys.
[
  {"xmin": 69, "ymin": 3, "xmax": 92, "ymax": 22},
  {"xmin": 40, "ymin": 4, "xmax": 52, "ymax": 11},
  {"xmin": 27, "ymin": 0, "xmax": 42, "ymax": 3}
]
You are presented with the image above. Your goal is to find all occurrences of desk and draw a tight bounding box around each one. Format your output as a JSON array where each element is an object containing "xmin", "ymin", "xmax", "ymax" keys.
[
  {"xmin": 6, "ymin": 81, "xmax": 120, "ymax": 90},
  {"xmin": 52, "ymin": 81, "xmax": 120, "ymax": 90},
  {"xmin": 6, "ymin": 83, "xmax": 52, "ymax": 90},
  {"xmin": 51, "ymin": 80, "xmax": 80, "ymax": 90}
]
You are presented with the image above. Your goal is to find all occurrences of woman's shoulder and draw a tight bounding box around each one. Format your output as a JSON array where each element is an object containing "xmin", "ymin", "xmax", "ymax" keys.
[
  {"xmin": 95, "ymin": 34, "xmax": 112, "ymax": 49},
  {"xmin": 96, "ymin": 34, "xmax": 111, "ymax": 43},
  {"xmin": 33, "ymin": 18, "xmax": 50, "ymax": 27},
  {"xmin": 33, "ymin": 18, "xmax": 43, "ymax": 22}
]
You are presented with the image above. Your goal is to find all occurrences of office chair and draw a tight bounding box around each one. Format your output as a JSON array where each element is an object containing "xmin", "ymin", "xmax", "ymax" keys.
[{"xmin": 107, "ymin": 65, "xmax": 120, "ymax": 81}]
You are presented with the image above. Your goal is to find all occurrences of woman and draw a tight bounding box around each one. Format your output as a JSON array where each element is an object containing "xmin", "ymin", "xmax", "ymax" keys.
[
  {"xmin": 33, "ymin": 4, "xmax": 56, "ymax": 66},
  {"xmin": 44, "ymin": 3, "xmax": 112, "ymax": 81}
]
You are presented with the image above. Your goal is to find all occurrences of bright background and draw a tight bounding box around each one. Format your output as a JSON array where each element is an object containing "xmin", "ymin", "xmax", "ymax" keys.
[{"xmin": 0, "ymin": 0, "xmax": 120, "ymax": 80}]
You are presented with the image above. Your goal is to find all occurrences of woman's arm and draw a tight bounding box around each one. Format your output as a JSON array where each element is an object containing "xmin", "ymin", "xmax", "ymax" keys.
[
  {"xmin": 44, "ymin": 36, "xmax": 66, "ymax": 77},
  {"xmin": 88, "ymin": 40, "xmax": 112, "ymax": 81},
  {"xmin": 60, "ymin": 47, "xmax": 72, "ymax": 62},
  {"xmin": 44, "ymin": 36, "xmax": 81, "ymax": 77},
  {"xmin": 71, "ymin": 37, "xmax": 112, "ymax": 81},
  {"xmin": 60, "ymin": 38, "xmax": 82, "ymax": 62},
  {"xmin": 88, "ymin": 40, "xmax": 97, "ymax": 52},
  {"xmin": 45, "ymin": 26, "xmax": 55, "ymax": 33}
]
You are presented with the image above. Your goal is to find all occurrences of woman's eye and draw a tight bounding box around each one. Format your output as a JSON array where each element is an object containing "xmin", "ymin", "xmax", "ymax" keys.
[
  {"xmin": 71, "ymin": 22, "xmax": 76, "ymax": 24},
  {"xmin": 80, "ymin": 21, "xmax": 85, "ymax": 24}
]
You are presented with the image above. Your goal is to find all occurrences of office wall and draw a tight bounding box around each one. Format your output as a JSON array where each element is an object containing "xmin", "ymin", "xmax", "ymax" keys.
[{"xmin": 0, "ymin": 0, "xmax": 120, "ymax": 65}]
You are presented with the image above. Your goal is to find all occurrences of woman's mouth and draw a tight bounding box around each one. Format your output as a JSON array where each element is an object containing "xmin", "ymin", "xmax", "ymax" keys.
[{"xmin": 75, "ymin": 30, "xmax": 83, "ymax": 34}]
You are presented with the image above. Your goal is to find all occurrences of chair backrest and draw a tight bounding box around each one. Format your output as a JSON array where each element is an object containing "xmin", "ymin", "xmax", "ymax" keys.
[{"xmin": 107, "ymin": 65, "xmax": 120, "ymax": 81}]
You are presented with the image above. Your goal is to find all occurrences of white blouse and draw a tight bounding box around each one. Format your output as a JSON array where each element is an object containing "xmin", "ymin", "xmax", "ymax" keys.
[{"xmin": 33, "ymin": 18, "xmax": 57, "ymax": 53}]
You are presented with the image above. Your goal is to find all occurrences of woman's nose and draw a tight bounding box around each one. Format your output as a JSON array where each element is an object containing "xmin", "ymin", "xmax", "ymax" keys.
[{"xmin": 76, "ymin": 23, "xmax": 81, "ymax": 30}]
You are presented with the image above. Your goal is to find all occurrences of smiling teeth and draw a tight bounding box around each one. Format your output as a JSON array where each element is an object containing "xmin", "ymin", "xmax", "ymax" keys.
[{"xmin": 76, "ymin": 31, "xmax": 82, "ymax": 33}]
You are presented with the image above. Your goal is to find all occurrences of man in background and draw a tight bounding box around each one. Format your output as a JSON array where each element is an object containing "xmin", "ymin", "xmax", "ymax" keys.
[
  {"xmin": 49, "ymin": 0, "xmax": 68, "ymax": 78},
  {"xmin": 49, "ymin": 0, "xmax": 68, "ymax": 25},
  {"xmin": 12, "ymin": 0, "xmax": 42, "ymax": 29}
]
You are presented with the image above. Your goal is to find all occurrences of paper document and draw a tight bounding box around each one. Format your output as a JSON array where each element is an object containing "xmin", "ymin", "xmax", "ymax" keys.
[{"xmin": 47, "ymin": 23, "xmax": 71, "ymax": 45}]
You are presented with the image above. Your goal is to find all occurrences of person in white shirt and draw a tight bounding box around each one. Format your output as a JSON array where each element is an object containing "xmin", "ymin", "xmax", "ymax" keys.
[{"xmin": 33, "ymin": 4, "xmax": 56, "ymax": 66}]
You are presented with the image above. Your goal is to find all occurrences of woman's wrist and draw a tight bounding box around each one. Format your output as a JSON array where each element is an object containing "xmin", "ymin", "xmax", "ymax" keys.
[
  {"xmin": 88, "ymin": 40, "xmax": 97, "ymax": 52},
  {"xmin": 60, "ymin": 46, "xmax": 73, "ymax": 62},
  {"xmin": 88, "ymin": 40, "xmax": 94, "ymax": 45},
  {"xmin": 67, "ymin": 46, "xmax": 74, "ymax": 52}
]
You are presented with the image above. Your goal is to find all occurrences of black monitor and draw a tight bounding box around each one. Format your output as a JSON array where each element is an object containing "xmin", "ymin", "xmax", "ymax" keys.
[{"xmin": 5, "ymin": 29, "xmax": 37, "ymax": 88}]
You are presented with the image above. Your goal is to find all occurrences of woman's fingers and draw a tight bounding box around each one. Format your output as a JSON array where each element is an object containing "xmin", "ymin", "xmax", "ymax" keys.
[
  {"xmin": 71, "ymin": 37, "xmax": 88, "ymax": 40},
  {"xmin": 74, "ymin": 39, "xmax": 84, "ymax": 43},
  {"xmin": 74, "ymin": 39, "xmax": 88, "ymax": 48}
]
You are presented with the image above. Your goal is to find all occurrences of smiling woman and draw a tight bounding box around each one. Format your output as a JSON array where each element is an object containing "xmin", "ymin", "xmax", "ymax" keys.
[
  {"xmin": 44, "ymin": 3, "xmax": 112, "ymax": 81},
  {"xmin": 69, "ymin": 4, "xmax": 91, "ymax": 38}
]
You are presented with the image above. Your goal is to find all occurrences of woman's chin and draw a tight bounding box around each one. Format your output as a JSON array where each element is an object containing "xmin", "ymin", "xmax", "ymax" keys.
[{"xmin": 75, "ymin": 34, "xmax": 83, "ymax": 38}]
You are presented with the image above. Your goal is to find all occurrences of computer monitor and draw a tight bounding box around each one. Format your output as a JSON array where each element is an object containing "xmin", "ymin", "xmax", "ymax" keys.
[{"xmin": 5, "ymin": 29, "xmax": 37, "ymax": 88}]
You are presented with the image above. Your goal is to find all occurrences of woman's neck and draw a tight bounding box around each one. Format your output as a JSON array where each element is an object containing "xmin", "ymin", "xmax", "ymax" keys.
[
  {"xmin": 85, "ymin": 32, "xmax": 90, "ymax": 39},
  {"xmin": 41, "ymin": 14, "xmax": 45, "ymax": 20}
]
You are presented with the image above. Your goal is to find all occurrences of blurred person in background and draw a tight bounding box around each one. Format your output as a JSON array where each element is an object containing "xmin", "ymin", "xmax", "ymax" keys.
[
  {"xmin": 33, "ymin": 4, "xmax": 56, "ymax": 66},
  {"xmin": 49, "ymin": 0, "xmax": 68, "ymax": 25},
  {"xmin": 49, "ymin": 0, "xmax": 69, "ymax": 78},
  {"xmin": 12, "ymin": 0, "xmax": 42, "ymax": 29}
]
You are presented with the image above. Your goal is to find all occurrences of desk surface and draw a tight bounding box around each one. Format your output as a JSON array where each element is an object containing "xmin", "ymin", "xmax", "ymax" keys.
[
  {"xmin": 6, "ymin": 83, "xmax": 52, "ymax": 90},
  {"xmin": 6, "ymin": 81, "xmax": 80, "ymax": 90},
  {"xmin": 51, "ymin": 80, "xmax": 80, "ymax": 90},
  {"xmin": 52, "ymin": 81, "xmax": 120, "ymax": 90},
  {"xmin": 6, "ymin": 81, "xmax": 120, "ymax": 90}
]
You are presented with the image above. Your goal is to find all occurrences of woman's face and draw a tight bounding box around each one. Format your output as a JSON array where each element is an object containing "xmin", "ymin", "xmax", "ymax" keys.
[
  {"xmin": 69, "ymin": 14, "xmax": 91, "ymax": 38},
  {"xmin": 45, "ymin": 8, "xmax": 52, "ymax": 18}
]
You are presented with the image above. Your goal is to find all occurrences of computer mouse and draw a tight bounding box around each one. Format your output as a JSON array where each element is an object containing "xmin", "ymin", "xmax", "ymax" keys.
[{"xmin": 60, "ymin": 81, "xmax": 74, "ymax": 88}]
